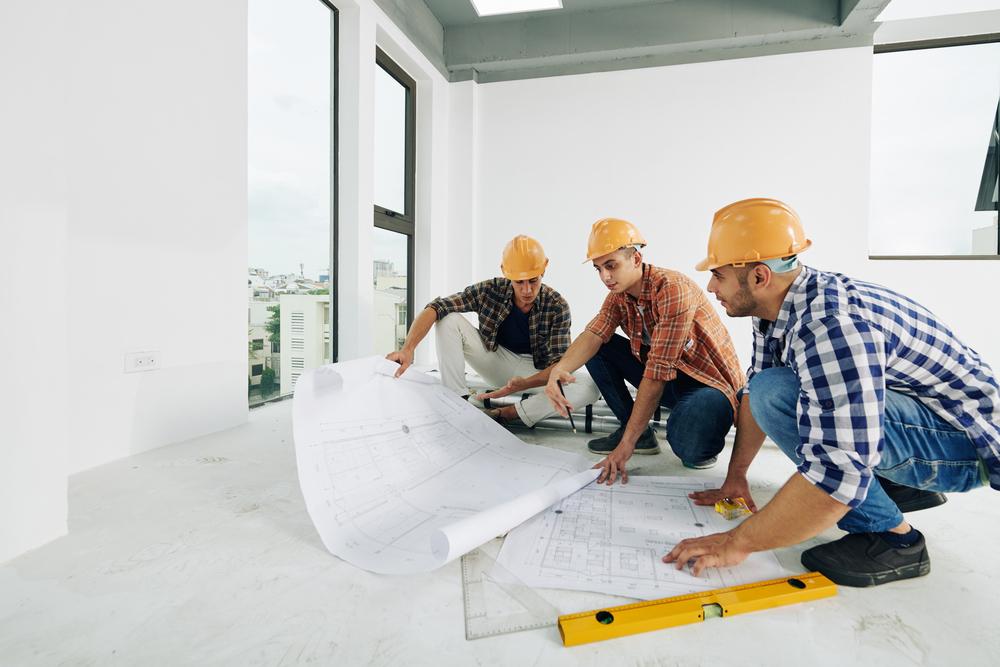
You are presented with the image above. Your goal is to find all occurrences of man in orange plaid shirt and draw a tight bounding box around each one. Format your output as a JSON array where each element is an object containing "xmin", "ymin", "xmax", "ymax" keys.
[{"xmin": 546, "ymin": 218, "xmax": 745, "ymax": 484}]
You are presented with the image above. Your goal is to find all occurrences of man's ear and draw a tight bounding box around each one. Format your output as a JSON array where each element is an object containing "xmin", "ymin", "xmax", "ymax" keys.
[
  {"xmin": 633, "ymin": 250, "xmax": 643, "ymax": 267},
  {"xmin": 752, "ymin": 264, "xmax": 771, "ymax": 288}
]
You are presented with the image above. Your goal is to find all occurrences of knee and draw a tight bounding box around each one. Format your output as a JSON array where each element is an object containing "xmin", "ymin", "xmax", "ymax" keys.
[
  {"xmin": 573, "ymin": 373, "xmax": 601, "ymax": 405},
  {"xmin": 666, "ymin": 390, "xmax": 732, "ymax": 451},
  {"xmin": 434, "ymin": 313, "xmax": 468, "ymax": 339},
  {"xmin": 747, "ymin": 367, "xmax": 799, "ymax": 434}
]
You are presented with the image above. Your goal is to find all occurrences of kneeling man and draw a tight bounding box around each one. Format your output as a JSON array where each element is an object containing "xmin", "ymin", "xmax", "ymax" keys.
[
  {"xmin": 387, "ymin": 235, "xmax": 598, "ymax": 426},
  {"xmin": 546, "ymin": 218, "xmax": 745, "ymax": 479},
  {"xmin": 669, "ymin": 198, "xmax": 999, "ymax": 587}
]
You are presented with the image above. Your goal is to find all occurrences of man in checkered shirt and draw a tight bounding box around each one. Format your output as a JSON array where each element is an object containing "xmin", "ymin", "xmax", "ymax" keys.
[
  {"xmin": 665, "ymin": 198, "xmax": 998, "ymax": 587},
  {"xmin": 544, "ymin": 218, "xmax": 745, "ymax": 479},
  {"xmin": 386, "ymin": 235, "xmax": 598, "ymax": 427}
]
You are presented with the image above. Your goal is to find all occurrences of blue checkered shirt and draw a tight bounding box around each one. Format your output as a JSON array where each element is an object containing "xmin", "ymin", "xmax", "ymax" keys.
[{"xmin": 748, "ymin": 266, "xmax": 1000, "ymax": 507}]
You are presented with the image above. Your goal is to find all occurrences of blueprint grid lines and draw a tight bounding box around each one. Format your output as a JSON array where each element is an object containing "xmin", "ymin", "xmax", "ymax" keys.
[{"xmin": 497, "ymin": 476, "xmax": 791, "ymax": 600}]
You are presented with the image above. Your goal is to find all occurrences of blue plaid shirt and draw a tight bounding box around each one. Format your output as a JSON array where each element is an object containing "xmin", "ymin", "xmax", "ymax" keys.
[{"xmin": 748, "ymin": 266, "xmax": 1000, "ymax": 507}]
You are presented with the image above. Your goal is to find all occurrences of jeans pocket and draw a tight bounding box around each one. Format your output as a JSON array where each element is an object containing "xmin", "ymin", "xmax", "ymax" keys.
[{"xmin": 879, "ymin": 457, "xmax": 983, "ymax": 493}]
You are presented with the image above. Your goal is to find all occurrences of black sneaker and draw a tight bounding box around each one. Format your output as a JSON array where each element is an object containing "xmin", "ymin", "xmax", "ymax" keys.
[
  {"xmin": 633, "ymin": 428, "xmax": 660, "ymax": 455},
  {"xmin": 800, "ymin": 532, "xmax": 930, "ymax": 587},
  {"xmin": 877, "ymin": 477, "xmax": 947, "ymax": 513},
  {"xmin": 588, "ymin": 426, "xmax": 660, "ymax": 455},
  {"xmin": 587, "ymin": 427, "xmax": 624, "ymax": 453}
]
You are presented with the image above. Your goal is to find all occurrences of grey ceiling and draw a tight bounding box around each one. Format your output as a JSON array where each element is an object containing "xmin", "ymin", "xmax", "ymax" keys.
[
  {"xmin": 374, "ymin": 0, "xmax": 893, "ymax": 83},
  {"xmin": 423, "ymin": 0, "xmax": 672, "ymax": 27}
]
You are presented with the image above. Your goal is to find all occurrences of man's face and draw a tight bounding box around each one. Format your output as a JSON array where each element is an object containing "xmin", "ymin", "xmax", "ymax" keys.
[
  {"xmin": 512, "ymin": 275, "xmax": 543, "ymax": 307},
  {"xmin": 592, "ymin": 249, "xmax": 642, "ymax": 294},
  {"xmin": 707, "ymin": 265, "xmax": 758, "ymax": 317}
]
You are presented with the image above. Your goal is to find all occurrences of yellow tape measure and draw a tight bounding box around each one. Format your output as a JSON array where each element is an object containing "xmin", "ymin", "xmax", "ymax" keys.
[{"xmin": 558, "ymin": 572, "xmax": 837, "ymax": 647}]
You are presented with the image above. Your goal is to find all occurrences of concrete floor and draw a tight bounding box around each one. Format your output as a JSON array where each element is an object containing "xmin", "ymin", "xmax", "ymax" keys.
[{"xmin": 2, "ymin": 399, "xmax": 997, "ymax": 666}]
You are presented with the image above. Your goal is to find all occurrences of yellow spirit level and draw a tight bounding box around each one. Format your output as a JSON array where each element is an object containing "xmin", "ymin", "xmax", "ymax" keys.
[{"xmin": 558, "ymin": 572, "xmax": 837, "ymax": 647}]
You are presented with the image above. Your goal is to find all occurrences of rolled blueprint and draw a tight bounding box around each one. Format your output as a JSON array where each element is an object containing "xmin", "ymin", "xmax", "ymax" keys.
[
  {"xmin": 292, "ymin": 357, "xmax": 597, "ymax": 574},
  {"xmin": 429, "ymin": 467, "xmax": 600, "ymax": 564}
]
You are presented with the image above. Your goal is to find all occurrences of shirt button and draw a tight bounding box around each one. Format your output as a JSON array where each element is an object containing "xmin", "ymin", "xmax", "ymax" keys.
[{"xmin": 820, "ymin": 399, "xmax": 834, "ymax": 410}]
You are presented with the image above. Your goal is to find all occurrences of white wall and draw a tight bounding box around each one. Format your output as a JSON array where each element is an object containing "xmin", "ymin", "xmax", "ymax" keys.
[
  {"xmin": 0, "ymin": 1, "xmax": 71, "ymax": 563},
  {"xmin": 474, "ymin": 46, "xmax": 1000, "ymax": 372},
  {"xmin": 1, "ymin": 0, "xmax": 248, "ymax": 562},
  {"xmin": 65, "ymin": 0, "xmax": 249, "ymax": 473},
  {"xmin": 336, "ymin": 1, "xmax": 460, "ymax": 366}
]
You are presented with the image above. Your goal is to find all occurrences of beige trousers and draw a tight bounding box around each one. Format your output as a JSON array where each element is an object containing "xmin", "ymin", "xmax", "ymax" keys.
[{"xmin": 434, "ymin": 313, "xmax": 600, "ymax": 427}]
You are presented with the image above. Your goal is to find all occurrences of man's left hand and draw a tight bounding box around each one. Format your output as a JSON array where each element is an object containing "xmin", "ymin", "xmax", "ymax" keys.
[{"xmin": 662, "ymin": 531, "xmax": 751, "ymax": 576}]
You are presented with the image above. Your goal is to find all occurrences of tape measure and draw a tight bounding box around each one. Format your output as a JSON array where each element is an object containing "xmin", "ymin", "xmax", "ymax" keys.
[
  {"xmin": 558, "ymin": 572, "xmax": 837, "ymax": 647},
  {"xmin": 461, "ymin": 545, "xmax": 560, "ymax": 640}
]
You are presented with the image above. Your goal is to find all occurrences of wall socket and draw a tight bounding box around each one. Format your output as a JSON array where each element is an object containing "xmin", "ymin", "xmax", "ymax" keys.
[{"xmin": 124, "ymin": 350, "xmax": 160, "ymax": 373}]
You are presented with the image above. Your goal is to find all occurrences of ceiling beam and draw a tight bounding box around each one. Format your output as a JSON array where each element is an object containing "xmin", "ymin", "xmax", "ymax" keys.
[{"xmin": 444, "ymin": 0, "xmax": 885, "ymax": 82}]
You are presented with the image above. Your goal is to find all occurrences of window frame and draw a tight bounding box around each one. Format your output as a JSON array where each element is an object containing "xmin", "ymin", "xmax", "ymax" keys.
[{"xmin": 374, "ymin": 47, "xmax": 416, "ymax": 329}]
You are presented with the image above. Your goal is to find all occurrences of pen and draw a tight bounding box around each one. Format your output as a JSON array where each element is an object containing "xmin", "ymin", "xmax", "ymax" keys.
[{"xmin": 556, "ymin": 380, "xmax": 577, "ymax": 433}]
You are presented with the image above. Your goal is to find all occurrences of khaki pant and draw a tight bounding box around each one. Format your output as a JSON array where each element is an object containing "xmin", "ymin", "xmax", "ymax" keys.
[{"xmin": 435, "ymin": 313, "xmax": 600, "ymax": 427}]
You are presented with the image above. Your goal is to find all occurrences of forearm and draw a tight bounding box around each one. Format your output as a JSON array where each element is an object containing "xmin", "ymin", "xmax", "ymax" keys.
[
  {"xmin": 401, "ymin": 307, "xmax": 438, "ymax": 352},
  {"xmin": 516, "ymin": 365, "xmax": 555, "ymax": 390},
  {"xmin": 728, "ymin": 393, "xmax": 766, "ymax": 478},
  {"xmin": 552, "ymin": 331, "xmax": 603, "ymax": 375},
  {"xmin": 732, "ymin": 474, "xmax": 849, "ymax": 552},
  {"xmin": 621, "ymin": 376, "xmax": 666, "ymax": 446}
]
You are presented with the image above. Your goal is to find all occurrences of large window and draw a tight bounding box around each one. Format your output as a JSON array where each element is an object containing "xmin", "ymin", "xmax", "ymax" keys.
[
  {"xmin": 870, "ymin": 39, "xmax": 1000, "ymax": 257},
  {"xmin": 373, "ymin": 49, "xmax": 415, "ymax": 354},
  {"xmin": 248, "ymin": 0, "xmax": 337, "ymax": 405}
]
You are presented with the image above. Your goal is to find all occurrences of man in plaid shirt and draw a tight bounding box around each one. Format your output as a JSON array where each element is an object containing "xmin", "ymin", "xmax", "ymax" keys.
[
  {"xmin": 545, "ymin": 218, "xmax": 745, "ymax": 478},
  {"xmin": 666, "ymin": 198, "xmax": 999, "ymax": 587},
  {"xmin": 386, "ymin": 235, "xmax": 598, "ymax": 426}
]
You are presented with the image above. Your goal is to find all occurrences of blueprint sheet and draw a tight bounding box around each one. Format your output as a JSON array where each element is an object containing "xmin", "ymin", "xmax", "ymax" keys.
[
  {"xmin": 497, "ymin": 476, "xmax": 793, "ymax": 600},
  {"xmin": 292, "ymin": 357, "xmax": 598, "ymax": 575}
]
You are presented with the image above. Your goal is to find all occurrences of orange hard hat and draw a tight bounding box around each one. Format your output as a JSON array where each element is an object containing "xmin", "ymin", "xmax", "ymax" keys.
[
  {"xmin": 501, "ymin": 235, "xmax": 549, "ymax": 280},
  {"xmin": 695, "ymin": 198, "xmax": 812, "ymax": 271},
  {"xmin": 584, "ymin": 218, "xmax": 647, "ymax": 262}
]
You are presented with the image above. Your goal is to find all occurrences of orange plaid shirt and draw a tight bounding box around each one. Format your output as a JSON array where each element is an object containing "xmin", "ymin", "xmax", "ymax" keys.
[{"xmin": 585, "ymin": 264, "xmax": 745, "ymax": 414}]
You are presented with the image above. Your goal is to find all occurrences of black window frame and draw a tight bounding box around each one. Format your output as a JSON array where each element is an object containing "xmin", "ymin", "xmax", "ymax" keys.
[{"xmin": 374, "ymin": 47, "xmax": 416, "ymax": 330}]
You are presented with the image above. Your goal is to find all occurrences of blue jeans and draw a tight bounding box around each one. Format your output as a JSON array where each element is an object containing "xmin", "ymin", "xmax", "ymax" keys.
[
  {"xmin": 748, "ymin": 367, "xmax": 984, "ymax": 533},
  {"xmin": 585, "ymin": 334, "xmax": 734, "ymax": 464}
]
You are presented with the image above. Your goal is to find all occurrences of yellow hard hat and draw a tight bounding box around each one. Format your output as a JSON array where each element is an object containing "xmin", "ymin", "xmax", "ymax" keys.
[
  {"xmin": 695, "ymin": 198, "xmax": 812, "ymax": 271},
  {"xmin": 501, "ymin": 235, "xmax": 549, "ymax": 280},
  {"xmin": 584, "ymin": 218, "xmax": 647, "ymax": 262}
]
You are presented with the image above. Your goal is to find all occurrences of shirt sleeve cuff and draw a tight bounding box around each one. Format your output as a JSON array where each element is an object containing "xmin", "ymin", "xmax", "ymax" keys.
[
  {"xmin": 585, "ymin": 323, "xmax": 613, "ymax": 343},
  {"xmin": 642, "ymin": 363, "xmax": 677, "ymax": 383},
  {"xmin": 796, "ymin": 460, "xmax": 871, "ymax": 509},
  {"xmin": 426, "ymin": 301, "xmax": 448, "ymax": 319}
]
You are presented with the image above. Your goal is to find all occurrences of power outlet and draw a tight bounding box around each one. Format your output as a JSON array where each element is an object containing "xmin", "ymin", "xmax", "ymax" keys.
[{"xmin": 124, "ymin": 350, "xmax": 160, "ymax": 373}]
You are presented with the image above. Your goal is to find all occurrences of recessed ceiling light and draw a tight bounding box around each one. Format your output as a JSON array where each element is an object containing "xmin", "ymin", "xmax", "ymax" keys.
[{"xmin": 470, "ymin": 0, "xmax": 563, "ymax": 18}]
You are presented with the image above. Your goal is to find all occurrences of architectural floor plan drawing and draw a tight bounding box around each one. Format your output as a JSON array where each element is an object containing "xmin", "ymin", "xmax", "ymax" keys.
[
  {"xmin": 497, "ymin": 476, "xmax": 793, "ymax": 600},
  {"xmin": 292, "ymin": 357, "xmax": 596, "ymax": 575}
]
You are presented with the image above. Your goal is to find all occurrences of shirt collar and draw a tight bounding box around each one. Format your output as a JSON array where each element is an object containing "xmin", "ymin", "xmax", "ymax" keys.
[
  {"xmin": 627, "ymin": 264, "xmax": 653, "ymax": 305},
  {"xmin": 766, "ymin": 265, "xmax": 812, "ymax": 340}
]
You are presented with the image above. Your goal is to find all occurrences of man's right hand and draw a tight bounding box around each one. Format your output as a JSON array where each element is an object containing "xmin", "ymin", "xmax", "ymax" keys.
[
  {"xmin": 385, "ymin": 348, "xmax": 415, "ymax": 378},
  {"xmin": 688, "ymin": 474, "xmax": 758, "ymax": 512},
  {"xmin": 544, "ymin": 369, "xmax": 575, "ymax": 416},
  {"xmin": 594, "ymin": 441, "xmax": 635, "ymax": 485}
]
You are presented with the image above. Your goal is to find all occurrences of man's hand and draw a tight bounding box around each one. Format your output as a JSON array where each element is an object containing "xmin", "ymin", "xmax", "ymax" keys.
[
  {"xmin": 662, "ymin": 530, "xmax": 752, "ymax": 576},
  {"xmin": 688, "ymin": 475, "xmax": 758, "ymax": 513},
  {"xmin": 544, "ymin": 369, "xmax": 575, "ymax": 417},
  {"xmin": 385, "ymin": 348, "xmax": 415, "ymax": 378},
  {"xmin": 478, "ymin": 376, "xmax": 528, "ymax": 401},
  {"xmin": 593, "ymin": 442, "xmax": 635, "ymax": 485}
]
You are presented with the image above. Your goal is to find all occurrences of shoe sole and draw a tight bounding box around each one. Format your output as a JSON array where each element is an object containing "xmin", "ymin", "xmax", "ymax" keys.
[
  {"xmin": 800, "ymin": 552, "xmax": 931, "ymax": 588},
  {"xmin": 896, "ymin": 493, "xmax": 947, "ymax": 513}
]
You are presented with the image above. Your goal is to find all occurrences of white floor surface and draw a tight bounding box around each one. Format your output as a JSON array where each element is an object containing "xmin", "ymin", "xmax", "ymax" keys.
[{"xmin": 1, "ymin": 399, "xmax": 997, "ymax": 666}]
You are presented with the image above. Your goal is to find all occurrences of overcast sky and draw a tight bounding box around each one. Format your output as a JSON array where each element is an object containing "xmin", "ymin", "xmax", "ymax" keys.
[{"xmin": 248, "ymin": 0, "xmax": 408, "ymax": 280}]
